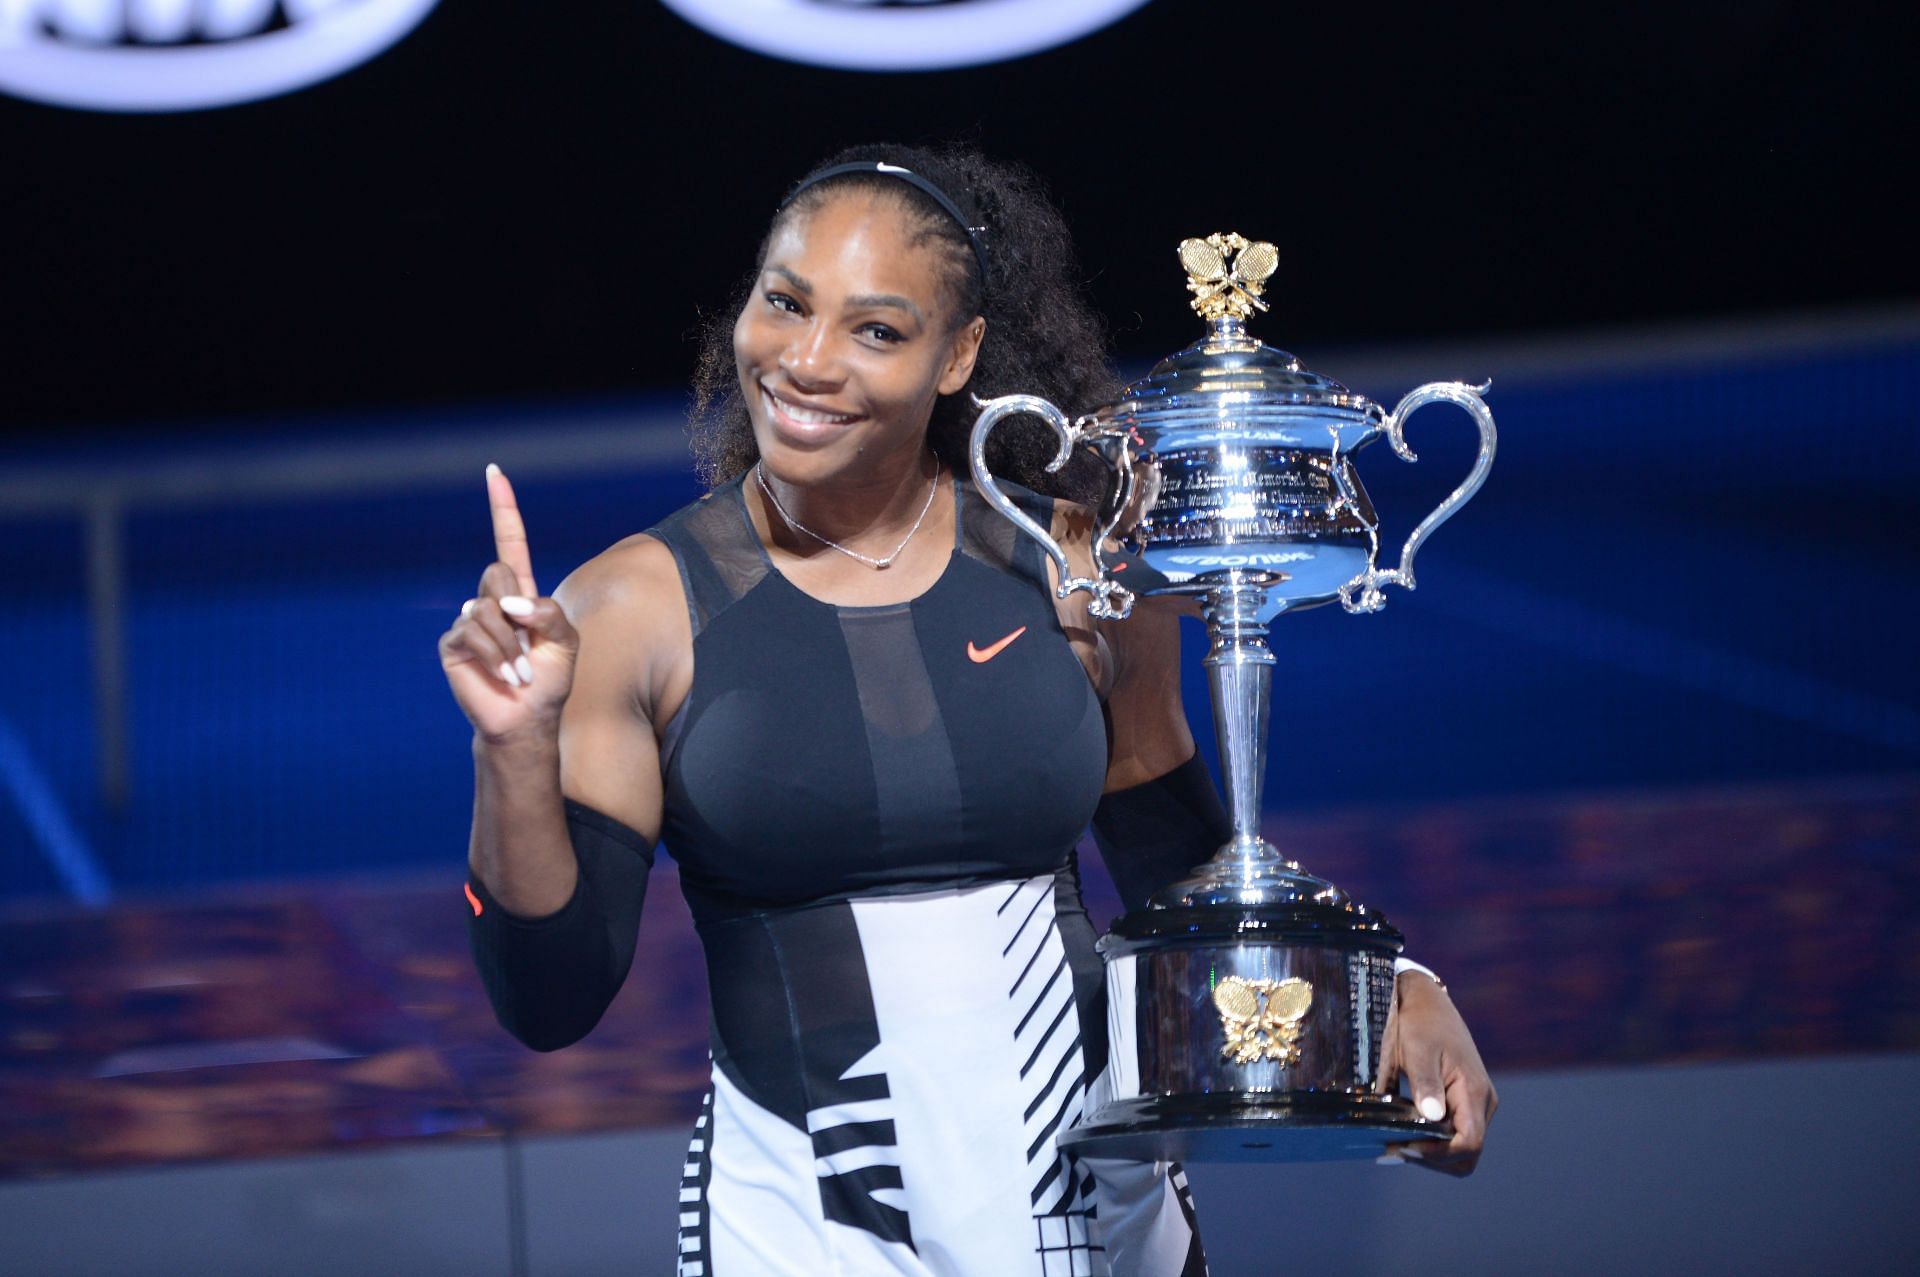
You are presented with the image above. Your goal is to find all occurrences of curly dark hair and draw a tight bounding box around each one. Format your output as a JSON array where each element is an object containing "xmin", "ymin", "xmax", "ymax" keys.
[{"xmin": 688, "ymin": 143, "xmax": 1118, "ymax": 502}]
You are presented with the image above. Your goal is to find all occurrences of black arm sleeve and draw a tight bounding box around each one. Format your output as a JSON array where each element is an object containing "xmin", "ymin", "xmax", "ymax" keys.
[
  {"xmin": 464, "ymin": 799, "xmax": 654, "ymax": 1052},
  {"xmin": 1090, "ymin": 750, "xmax": 1233, "ymax": 914}
]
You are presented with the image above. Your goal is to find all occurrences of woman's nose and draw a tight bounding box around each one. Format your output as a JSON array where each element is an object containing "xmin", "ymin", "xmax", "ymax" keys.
[{"xmin": 778, "ymin": 321, "xmax": 842, "ymax": 387}]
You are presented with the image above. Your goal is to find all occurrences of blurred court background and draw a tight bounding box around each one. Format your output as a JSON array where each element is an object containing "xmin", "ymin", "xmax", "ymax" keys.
[{"xmin": 2, "ymin": 3, "xmax": 1915, "ymax": 1274}]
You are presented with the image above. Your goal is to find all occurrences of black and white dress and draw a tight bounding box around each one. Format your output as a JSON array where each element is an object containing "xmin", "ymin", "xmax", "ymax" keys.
[{"xmin": 647, "ymin": 477, "xmax": 1207, "ymax": 1277}]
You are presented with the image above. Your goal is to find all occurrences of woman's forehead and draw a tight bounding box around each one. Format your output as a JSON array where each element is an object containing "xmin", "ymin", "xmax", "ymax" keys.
[{"xmin": 764, "ymin": 191, "xmax": 950, "ymax": 308}]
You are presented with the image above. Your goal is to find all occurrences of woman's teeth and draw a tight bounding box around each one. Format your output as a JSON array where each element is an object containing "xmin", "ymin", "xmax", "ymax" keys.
[{"xmin": 764, "ymin": 388, "xmax": 856, "ymax": 425}]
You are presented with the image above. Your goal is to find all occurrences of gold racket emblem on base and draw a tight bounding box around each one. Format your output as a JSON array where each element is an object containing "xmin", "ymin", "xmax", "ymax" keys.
[{"xmin": 1212, "ymin": 975, "xmax": 1313, "ymax": 1066}]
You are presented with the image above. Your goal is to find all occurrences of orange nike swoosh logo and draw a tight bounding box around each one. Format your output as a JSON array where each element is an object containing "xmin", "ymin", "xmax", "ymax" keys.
[{"xmin": 967, "ymin": 625, "xmax": 1027, "ymax": 663}]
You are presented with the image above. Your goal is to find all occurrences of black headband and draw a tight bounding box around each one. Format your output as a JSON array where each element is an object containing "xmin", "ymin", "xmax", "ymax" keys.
[{"xmin": 778, "ymin": 161, "xmax": 990, "ymax": 284}]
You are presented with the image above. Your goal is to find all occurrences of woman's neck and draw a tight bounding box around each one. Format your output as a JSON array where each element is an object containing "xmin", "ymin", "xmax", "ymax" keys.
[{"xmin": 755, "ymin": 447, "xmax": 941, "ymax": 557}]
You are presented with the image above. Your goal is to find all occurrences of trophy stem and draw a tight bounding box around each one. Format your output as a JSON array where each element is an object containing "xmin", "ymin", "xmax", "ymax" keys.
[
  {"xmin": 1202, "ymin": 574, "xmax": 1278, "ymax": 855},
  {"xmin": 1162, "ymin": 571, "xmax": 1345, "ymax": 906},
  {"xmin": 1202, "ymin": 574, "xmax": 1309, "ymax": 876}
]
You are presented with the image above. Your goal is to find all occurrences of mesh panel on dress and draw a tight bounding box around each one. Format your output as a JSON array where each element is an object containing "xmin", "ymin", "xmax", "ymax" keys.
[
  {"xmin": 957, "ymin": 478, "xmax": 1049, "ymax": 592},
  {"xmin": 646, "ymin": 481, "xmax": 772, "ymax": 638}
]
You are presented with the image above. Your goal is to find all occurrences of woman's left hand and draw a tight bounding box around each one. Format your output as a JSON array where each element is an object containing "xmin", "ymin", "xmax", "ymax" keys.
[{"xmin": 1377, "ymin": 971, "xmax": 1498, "ymax": 1176}]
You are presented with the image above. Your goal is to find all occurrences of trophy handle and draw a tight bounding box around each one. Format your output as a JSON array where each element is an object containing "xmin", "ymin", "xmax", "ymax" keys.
[
  {"xmin": 969, "ymin": 393, "xmax": 1137, "ymax": 620},
  {"xmin": 1339, "ymin": 380, "xmax": 1496, "ymax": 614}
]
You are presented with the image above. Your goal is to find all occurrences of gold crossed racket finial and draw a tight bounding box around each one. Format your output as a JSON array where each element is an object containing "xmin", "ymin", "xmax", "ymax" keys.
[{"xmin": 1179, "ymin": 231, "xmax": 1279, "ymax": 322}]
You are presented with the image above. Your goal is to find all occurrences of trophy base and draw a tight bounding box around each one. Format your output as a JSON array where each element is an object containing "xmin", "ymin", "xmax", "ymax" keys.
[{"xmin": 1057, "ymin": 1092, "xmax": 1449, "ymax": 1163}]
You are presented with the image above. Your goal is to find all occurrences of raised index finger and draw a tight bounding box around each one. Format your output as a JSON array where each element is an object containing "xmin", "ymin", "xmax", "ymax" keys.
[{"xmin": 486, "ymin": 463, "xmax": 538, "ymax": 597}]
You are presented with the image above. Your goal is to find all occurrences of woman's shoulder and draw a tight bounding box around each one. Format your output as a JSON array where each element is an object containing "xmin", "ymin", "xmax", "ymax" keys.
[
  {"xmin": 961, "ymin": 473, "xmax": 1092, "ymax": 548},
  {"xmin": 552, "ymin": 531, "xmax": 681, "ymax": 631},
  {"xmin": 555, "ymin": 477, "xmax": 751, "ymax": 620},
  {"xmin": 1047, "ymin": 495, "xmax": 1097, "ymax": 551},
  {"xmin": 1041, "ymin": 491, "xmax": 1199, "ymax": 623}
]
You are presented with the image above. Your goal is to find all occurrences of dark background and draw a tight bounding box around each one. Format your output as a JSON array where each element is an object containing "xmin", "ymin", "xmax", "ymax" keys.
[{"xmin": 4, "ymin": 0, "xmax": 1913, "ymax": 438}]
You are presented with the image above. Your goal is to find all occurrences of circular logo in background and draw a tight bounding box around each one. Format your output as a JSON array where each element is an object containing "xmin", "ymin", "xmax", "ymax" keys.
[
  {"xmin": 659, "ymin": 0, "xmax": 1154, "ymax": 71},
  {"xmin": 0, "ymin": 0, "xmax": 442, "ymax": 114}
]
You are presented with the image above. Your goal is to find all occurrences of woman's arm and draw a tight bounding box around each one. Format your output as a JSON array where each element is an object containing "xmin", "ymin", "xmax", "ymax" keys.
[
  {"xmin": 441, "ymin": 469, "xmax": 684, "ymax": 1050},
  {"xmin": 1088, "ymin": 590, "xmax": 1227, "ymax": 911},
  {"xmin": 1042, "ymin": 500, "xmax": 1218, "ymax": 906}
]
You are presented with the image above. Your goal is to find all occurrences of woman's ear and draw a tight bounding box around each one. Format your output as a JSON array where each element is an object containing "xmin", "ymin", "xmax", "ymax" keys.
[{"xmin": 938, "ymin": 316, "xmax": 987, "ymax": 395}]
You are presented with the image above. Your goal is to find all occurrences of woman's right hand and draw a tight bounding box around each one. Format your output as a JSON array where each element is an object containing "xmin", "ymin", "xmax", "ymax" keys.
[{"xmin": 439, "ymin": 464, "xmax": 581, "ymax": 743}]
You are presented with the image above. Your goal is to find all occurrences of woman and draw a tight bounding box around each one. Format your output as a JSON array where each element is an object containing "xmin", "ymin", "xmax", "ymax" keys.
[{"xmin": 439, "ymin": 144, "xmax": 1495, "ymax": 1276}]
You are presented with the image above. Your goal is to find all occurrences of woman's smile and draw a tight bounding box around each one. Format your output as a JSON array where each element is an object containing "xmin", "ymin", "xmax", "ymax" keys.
[{"xmin": 758, "ymin": 381, "xmax": 864, "ymax": 445}]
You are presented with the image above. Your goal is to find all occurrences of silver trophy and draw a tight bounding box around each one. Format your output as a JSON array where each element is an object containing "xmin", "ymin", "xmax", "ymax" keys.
[{"xmin": 970, "ymin": 233, "xmax": 1495, "ymax": 1161}]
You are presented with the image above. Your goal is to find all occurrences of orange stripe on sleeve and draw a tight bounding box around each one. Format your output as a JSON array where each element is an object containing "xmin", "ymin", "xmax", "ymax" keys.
[{"xmin": 463, "ymin": 881, "xmax": 483, "ymax": 917}]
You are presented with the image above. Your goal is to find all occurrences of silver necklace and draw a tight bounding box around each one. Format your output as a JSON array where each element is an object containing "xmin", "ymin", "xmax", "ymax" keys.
[{"xmin": 756, "ymin": 455, "xmax": 941, "ymax": 571}]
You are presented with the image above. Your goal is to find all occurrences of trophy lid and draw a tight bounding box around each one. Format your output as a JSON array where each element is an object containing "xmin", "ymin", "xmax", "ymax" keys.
[{"xmin": 1104, "ymin": 233, "xmax": 1382, "ymax": 429}]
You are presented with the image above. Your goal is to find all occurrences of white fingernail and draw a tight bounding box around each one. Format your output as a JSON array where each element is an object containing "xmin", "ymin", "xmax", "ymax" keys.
[
  {"xmin": 516, "ymin": 630, "xmax": 531, "ymax": 655},
  {"xmin": 1419, "ymin": 1096, "xmax": 1446, "ymax": 1122},
  {"xmin": 515, "ymin": 656, "xmax": 534, "ymax": 684},
  {"xmin": 499, "ymin": 595, "xmax": 534, "ymax": 617},
  {"xmin": 460, "ymin": 599, "xmax": 476, "ymax": 618},
  {"xmin": 498, "ymin": 661, "xmax": 519, "ymax": 688},
  {"xmin": 1375, "ymin": 1152, "xmax": 1406, "ymax": 1166},
  {"xmin": 1401, "ymin": 1144, "xmax": 1427, "ymax": 1160},
  {"xmin": 486, "ymin": 462, "xmax": 501, "ymax": 478}
]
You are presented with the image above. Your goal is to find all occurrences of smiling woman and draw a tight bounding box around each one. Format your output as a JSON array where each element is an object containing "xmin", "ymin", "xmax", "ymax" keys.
[
  {"xmin": 440, "ymin": 142, "xmax": 1494, "ymax": 1276},
  {"xmin": 692, "ymin": 143, "xmax": 1117, "ymax": 507},
  {"xmin": 741, "ymin": 191, "xmax": 983, "ymax": 494}
]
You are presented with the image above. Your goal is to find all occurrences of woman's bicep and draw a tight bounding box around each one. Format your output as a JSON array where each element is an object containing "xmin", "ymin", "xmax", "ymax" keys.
[
  {"xmin": 1041, "ymin": 496, "xmax": 1197, "ymax": 786},
  {"xmin": 553, "ymin": 545, "xmax": 682, "ymax": 844},
  {"xmin": 1100, "ymin": 599, "xmax": 1195, "ymax": 792},
  {"xmin": 557, "ymin": 680, "xmax": 662, "ymax": 844}
]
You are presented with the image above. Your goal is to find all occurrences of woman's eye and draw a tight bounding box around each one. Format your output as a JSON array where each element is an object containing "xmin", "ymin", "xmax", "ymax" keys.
[
  {"xmin": 860, "ymin": 324, "xmax": 904, "ymax": 344},
  {"xmin": 767, "ymin": 292, "xmax": 802, "ymax": 314}
]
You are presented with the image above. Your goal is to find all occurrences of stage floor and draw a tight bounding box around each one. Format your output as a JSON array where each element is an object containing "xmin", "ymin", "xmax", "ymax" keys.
[{"xmin": 3, "ymin": 774, "xmax": 1915, "ymax": 1182}]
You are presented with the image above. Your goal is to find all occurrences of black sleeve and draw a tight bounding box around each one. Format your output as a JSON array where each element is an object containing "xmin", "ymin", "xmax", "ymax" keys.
[
  {"xmin": 464, "ymin": 800, "xmax": 655, "ymax": 1052},
  {"xmin": 1090, "ymin": 751, "xmax": 1232, "ymax": 914}
]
